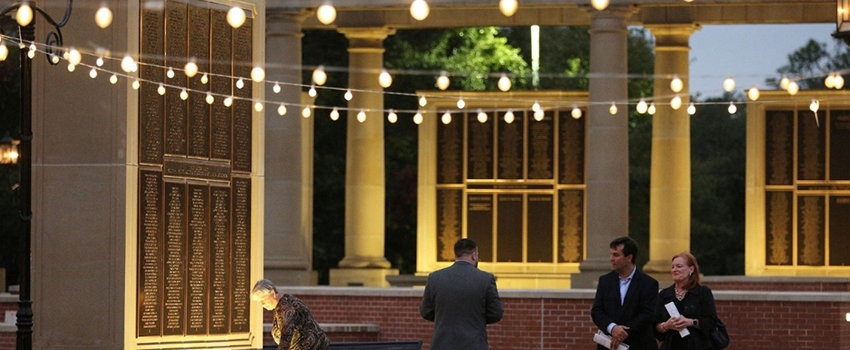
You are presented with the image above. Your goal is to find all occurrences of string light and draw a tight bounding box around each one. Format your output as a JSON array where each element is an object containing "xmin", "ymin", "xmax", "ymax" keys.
[
  {"xmin": 96, "ymin": 57, "xmax": 104, "ymax": 67},
  {"xmin": 224, "ymin": 97, "xmax": 233, "ymax": 107},
  {"xmin": 357, "ymin": 109, "xmax": 367, "ymax": 123},
  {"xmin": 379, "ymin": 69, "xmax": 393, "ymax": 88},
  {"xmin": 437, "ymin": 72, "xmax": 450, "ymax": 90},
  {"xmin": 609, "ymin": 102, "xmax": 617, "ymax": 115},
  {"xmin": 167, "ymin": 68, "xmax": 175, "ymax": 79},
  {"xmin": 273, "ymin": 82, "xmax": 281, "ymax": 93},
  {"xmin": 388, "ymin": 109, "xmax": 398, "ymax": 123},
  {"xmin": 457, "ymin": 97, "xmax": 465, "ymax": 109},
  {"xmin": 532, "ymin": 100, "xmax": 540, "ymax": 112},
  {"xmin": 722, "ymin": 77, "xmax": 735, "ymax": 92},
  {"xmin": 185, "ymin": 60, "xmax": 198, "ymax": 78},
  {"xmin": 571, "ymin": 105, "xmax": 582, "ymax": 119},
  {"xmin": 236, "ymin": 78, "xmax": 244, "ymax": 89},
  {"xmin": 727, "ymin": 102, "xmax": 737, "ymax": 115},
  {"xmin": 648, "ymin": 103, "xmax": 656, "ymax": 115},
  {"xmin": 50, "ymin": 54, "xmax": 59, "ymax": 64},
  {"xmin": 89, "ymin": 68, "xmax": 98, "ymax": 79},
  {"xmin": 670, "ymin": 75, "xmax": 683, "ymax": 93},
  {"xmin": 278, "ymin": 103, "xmax": 287, "ymax": 116},
  {"xmin": 16, "ymin": 2, "xmax": 33, "ymax": 26},
  {"xmin": 410, "ymin": 0, "xmax": 430, "ymax": 21},
  {"xmin": 227, "ymin": 6, "xmax": 246, "ymax": 28},
  {"xmin": 636, "ymin": 98, "xmax": 648, "ymax": 114},
  {"xmin": 590, "ymin": 0, "xmax": 609, "ymax": 11},
  {"xmin": 67, "ymin": 63, "xmax": 75, "ymax": 72},
  {"xmin": 413, "ymin": 111, "xmax": 424, "ymax": 125},
  {"xmin": 132, "ymin": 79, "xmax": 140, "ymax": 90},
  {"xmin": 747, "ymin": 87, "xmax": 760, "ymax": 101},
  {"xmin": 687, "ymin": 102, "xmax": 696, "ymax": 115},
  {"xmin": 121, "ymin": 54, "xmax": 136, "ymax": 73},
  {"xmin": 251, "ymin": 67, "xmax": 265, "ymax": 82},
  {"xmin": 779, "ymin": 75, "xmax": 790, "ymax": 90},
  {"xmin": 302, "ymin": 106, "xmax": 312, "ymax": 118},
  {"xmin": 180, "ymin": 89, "xmax": 189, "ymax": 100},
  {"xmin": 95, "ymin": 5, "xmax": 113, "ymax": 29},
  {"xmin": 419, "ymin": 95, "xmax": 427, "ymax": 107},
  {"xmin": 441, "ymin": 111, "xmax": 452, "ymax": 124},
  {"xmin": 157, "ymin": 84, "xmax": 166, "ymax": 95},
  {"xmin": 0, "ymin": 43, "xmax": 8, "ymax": 62},
  {"xmin": 313, "ymin": 66, "xmax": 327, "ymax": 86},
  {"xmin": 835, "ymin": 74, "xmax": 845, "ymax": 89},
  {"xmin": 68, "ymin": 47, "xmax": 82, "ymax": 65},
  {"xmin": 497, "ymin": 74, "xmax": 512, "ymax": 92},
  {"xmin": 810, "ymin": 99, "xmax": 819, "ymax": 113},
  {"xmin": 499, "ymin": 0, "xmax": 518, "ymax": 16},
  {"xmin": 330, "ymin": 107, "xmax": 341, "ymax": 120},
  {"xmin": 787, "ymin": 81, "xmax": 799, "ymax": 95},
  {"xmin": 504, "ymin": 109, "xmax": 515, "ymax": 124},
  {"xmin": 533, "ymin": 109, "xmax": 544, "ymax": 121},
  {"xmin": 825, "ymin": 73, "xmax": 836, "ymax": 88},
  {"xmin": 670, "ymin": 95, "xmax": 682, "ymax": 110},
  {"xmin": 109, "ymin": 74, "xmax": 118, "ymax": 84},
  {"xmin": 309, "ymin": 85, "xmax": 318, "ymax": 97},
  {"xmin": 27, "ymin": 43, "xmax": 35, "ymax": 59},
  {"xmin": 477, "ymin": 109, "xmax": 488, "ymax": 123},
  {"xmin": 200, "ymin": 73, "xmax": 208, "ymax": 84},
  {"xmin": 344, "ymin": 89, "xmax": 353, "ymax": 101},
  {"xmin": 317, "ymin": 4, "xmax": 337, "ymax": 25},
  {"xmin": 254, "ymin": 101, "xmax": 263, "ymax": 112},
  {"xmin": 206, "ymin": 92, "xmax": 215, "ymax": 104}
]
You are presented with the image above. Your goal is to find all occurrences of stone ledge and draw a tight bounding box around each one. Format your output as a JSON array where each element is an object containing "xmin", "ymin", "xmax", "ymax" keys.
[
  {"xmin": 0, "ymin": 323, "xmax": 16, "ymax": 333},
  {"xmin": 263, "ymin": 323, "xmax": 380, "ymax": 333},
  {"xmin": 702, "ymin": 276, "xmax": 850, "ymax": 283},
  {"xmin": 0, "ymin": 294, "xmax": 16, "ymax": 303}
]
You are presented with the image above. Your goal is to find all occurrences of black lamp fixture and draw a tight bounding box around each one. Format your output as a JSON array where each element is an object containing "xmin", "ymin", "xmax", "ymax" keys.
[
  {"xmin": 835, "ymin": 0, "xmax": 850, "ymax": 45},
  {"xmin": 0, "ymin": 1, "xmax": 72, "ymax": 349}
]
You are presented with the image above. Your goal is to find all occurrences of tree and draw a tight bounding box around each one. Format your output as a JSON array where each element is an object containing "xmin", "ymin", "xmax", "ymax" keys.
[{"xmin": 767, "ymin": 39, "xmax": 850, "ymax": 89}]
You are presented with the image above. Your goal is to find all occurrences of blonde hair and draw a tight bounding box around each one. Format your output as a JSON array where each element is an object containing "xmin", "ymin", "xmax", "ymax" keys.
[{"xmin": 672, "ymin": 252, "xmax": 701, "ymax": 290}]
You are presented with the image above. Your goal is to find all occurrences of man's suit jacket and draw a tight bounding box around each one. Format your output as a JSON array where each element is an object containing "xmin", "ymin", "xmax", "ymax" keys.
[
  {"xmin": 591, "ymin": 268, "xmax": 659, "ymax": 350},
  {"xmin": 420, "ymin": 261, "xmax": 504, "ymax": 350}
]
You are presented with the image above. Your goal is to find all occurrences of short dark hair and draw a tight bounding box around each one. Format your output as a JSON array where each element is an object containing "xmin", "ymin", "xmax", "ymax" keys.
[
  {"xmin": 610, "ymin": 236, "xmax": 639, "ymax": 263},
  {"xmin": 454, "ymin": 238, "xmax": 477, "ymax": 258}
]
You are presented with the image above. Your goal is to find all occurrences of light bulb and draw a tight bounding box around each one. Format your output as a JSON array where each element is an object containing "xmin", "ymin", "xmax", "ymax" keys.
[
  {"xmin": 236, "ymin": 78, "xmax": 244, "ymax": 89},
  {"xmin": 277, "ymin": 103, "xmax": 287, "ymax": 116},
  {"xmin": 313, "ymin": 66, "xmax": 327, "ymax": 86},
  {"xmin": 95, "ymin": 6, "xmax": 113, "ymax": 29},
  {"xmin": 227, "ymin": 6, "xmax": 246, "ymax": 28},
  {"xmin": 224, "ymin": 97, "xmax": 233, "ymax": 107},
  {"xmin": 534, "ymin": 109, "xmax": 544, "ymax": 121},
  {"xmin": 723, "ymin": 77, "xmax": 735, "ymax": 92},
  {"xmin": 201, "ymin": 73, "xmax": 208, "ymax": 84},
  {"xmin": 167, "ymin": 68, "xmax": 175, "ymax": 78},
  {"xmin": 0, "ymin": 43, "xmax": 7, "ymax": 62},
  {"xmin": 16, "ymin": 3, "xmax": 33, "ymax": 26},
  {"xmin": 787, "ymin": 81, "xmax": 799, "ymax": 95},
  {"xmin": 109, "ymin": 74, "xmax": 118, "ymax": 84},
  {"xmin": 180, "ymin": 89, "xmax": 189, "ymax": 100},
  {"xmin": 437, "ymin": 73, "xmax": 450, "ymax": 90},
  {"xmin": 532, "ymin": 100, "xmax": 540, "ymax": 112},
  {"xmin": 96, "ymin": 57, "xmax": 104, "ymax": 67},
  {"xmin": 477, "ymin": 109, "xmax": 488, "ymax": 123},
  {"xmin": 779, "ymin": 75, "xmax": 790, "ymax": 90},
  {"xmin": 499, "ymin": 0, "xmax": 518, "ymax": 17},
  {"xmin": 67, "ymin": 63, "xmax": 75, "ymax": 72},
  {"xmin": 316, "ymin": 4, "xmax": 336, "ymax": 25},
  {"xmin": 132, "ymin": 79, "xmax": 140, "ymax": 90},
  {"xmin": 727, "ymin": 102, "xmax": 737, "ymax": 115},
  {"xmin": 388, "ymin": 109, "xmax": 398, "ymax": 123},
  {"xmin": 590, "ymin": 0, "xmax": 609, "ymax": 11},
  {"xmin": 810, "ymin": 99, "xmax": 819, "ymax": 113},
  {"xmin": 410, "ymin": 0, "xmax": 430, "ymax": 21},
  {"xmin": 302, "ymin": 106, "xmax": 312, "ymax": 118},
  {"xmin": 687, "ymin": 103, "xmax": 696, "ymax": 115},
  {"xmin": 344, "ymin": 89, "xmax": 353, "ymax": 101},
  {"xmin": 457, "ymin": 97, "xmax": 465, "ymax": 109},
  {"xmin": 670, "ymin": 75, "xmax": 683, "ymax": 93},
  {"xmin": 571, "ymin": 105, "xmax": 582, "ymax": 119},
  {"xmin": 273, "ymin": 83, "xmax": 281, "ymax": 93},
  {"xmin": 157, "ymin": 84, "xmax": 166, "ymax": 95},
  {"xmin": 419, "ymin": 95, "xmax": 427, "ymax": 107},
  {"xmin": 670, "ymin": 95, "xmax": 682, "ymax": 110},
  {"xmin": 89, "ymin": 68, "xmax": 98, "ymax": 79},
  {"xmin": 27, "ymin": 44, "xmax": 35, "ymax": 59},
  {"xmin": 206, "ymin": 92, "xmax": 215, "ymax": 104},
  {"xmin": 648, "ymin": 103, "xmax": 656, "ymax": 115},
  {"xmin": 825, "ymin": 73, "xmax": 836, "ymax": 89},
  {"xmin": 747, "ymin": 87, "xmax": 760, "ymax": 101},
  {"xmin": 836, "ymin": 75, "xmax": 845, "ymax": 89},
  {"xmin": 185, "ymin": 61, "xmax": 198, "ymax": 77},
  {"xmin": 121, "ymin": 54, "xmax": 136, "ymax": 73},
  {"xmin": 609, "ymin": 102, "xmax": 618, "ymax": 115},
  {"xmin": 497, "ymin": 74, "xmax": 512, "ymax": 92},
  {"xmin": 441, "ymin": 111, "xmax": 452, "ymax": 125},
  {"xmin": 330, "ymin": 107, "xmax": 339, "ymax": 120},
  {"xmin": 251, "ymin": 67, "xmax": 265, "ymax": 82},
  {"xmin": 378, "ymin": 69, "xmax": 392, "ymax": 88},
  {"xmin": 309, "ymin": 85, "xmax": 317, "ymax": 97},
  {"xmin": 504, "ymin": 110, "xmax": 515, "ymax": 124},
  {"xmin": 414, "ymin": 111, "xmax": 423, "ymax": 125},
  {"xmin": 50, "ymin": 54, "xmax": 59, "ymax": 64},
  {"xmin": 357, "ymin": 110, "xmax": 367, "ymax": 123},
  {"xmin": 636, "ymin": 98, "xmax": 648, "ymax": 114},
  {"xmin": 254, "ymin": 101, "xmax": 263, "ymax": 112}
]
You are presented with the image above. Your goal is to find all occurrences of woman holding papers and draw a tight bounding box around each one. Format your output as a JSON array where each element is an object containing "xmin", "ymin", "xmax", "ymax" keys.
[{"xmin": 653, "ymin": 252, "xmax": 718, "ymax": 350}]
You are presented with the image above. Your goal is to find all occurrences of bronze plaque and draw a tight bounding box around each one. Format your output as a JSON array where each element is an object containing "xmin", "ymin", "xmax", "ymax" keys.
[
  {"xmin": 798, "ymin": 111, "xmax": 825, "ymax": 181},
  {"xmin": 765, "ymin": 111, "xmax": 793, "ymax": 185},
  {"xmin": 830, "ymin": 111, "xmax": 850, "ymax": 180},
  {"xmin": 231, "ymin": 178, "xmax": 251, "ymax": 332},
  {"xmin": 232, "ymin": 20, "xmax": 253, "ymax": 172},
  {"xmin": 163, "ymin": 181, "xmax": 187, "ymax": 335},
  {"xmin": 558, "ymin": 189, "xmax": 583, "ymax": 263},
  {"xmin": 438, "ymin": 111, "xmax": 463, "ymax": 184},
  {"xmin": 138, "ymin": 170, "xmax": 163, "ymax": 336},
  {"xmin": 139, "ymin": 7, "xmax": 164, "ymax": 165},
  {"xmin": 797, "ymin": 195, "xmax": 824, "ymax": 266},
  {"xmin": 559, "ymin": 110, "xmax": 585, "ymax": 184},
  {"xmin": 164, "ymin": 159, "xmax": 231, "ymax": 181},
  {"xmin": 498, "ymin": 112, "xmax": 523, "ymax": 179},
  {"xmin": 210, "ymin": 185, "xmax": 231, "ymax": 334},
  {"xmin": 467, "ymin": 112, "xmax": 493, "ymax": 180},
  {"xmin": 467, "ymin": 194, "xmax": 493, "ymax": 262},
  {"xmin": 528, "ymin": 111, "xmax": 553, "ymax": 179},
  {"xmin": 496, "ymin": 194, "xmax": 522, "ymax": 262},
  {"xmin": 188, "ymin": 6, "xmax": 211, "ymax": 158},
  {"xmin": 210, "ymin": 9, "xmax": 233, "ymax": 161},
  {"xmin": 187, "ymin": 184, "xmax": 209, "ymax": 335},
  {"xmin": 829, "ymin": 196, "xmax": 850, "ymax": 265},
  {"xmin": 436, "ymin": 189, "xmax": 462, "ymax": 262},
  {"xmin": 165, "ymin": 1, "xmax": 188, "ymax": 156},
  {"xmin": 527, "ymin": 195, "xmax": 553, "ymax": 262},
  {"xmin": 765, "ymin": 191, "xmax": 793, "ymax": 265}
]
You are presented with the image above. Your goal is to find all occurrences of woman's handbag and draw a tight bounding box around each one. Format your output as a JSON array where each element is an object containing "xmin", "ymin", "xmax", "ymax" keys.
[{"xmin": 709, "ymin": 319, "xmax": 730, "ymax": 350}]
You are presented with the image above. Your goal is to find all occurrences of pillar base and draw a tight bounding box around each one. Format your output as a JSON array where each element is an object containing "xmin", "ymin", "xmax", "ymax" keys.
[
  {"xmin": 571, "ymin": 259, "xmax": 612, "ymax": 289},
  {"xmin": 338, "ymin": 255, "xmax": 392, "ymax": 269},
  {"xmin": 264, "ymin": 267, "xmax": 318, "ymax": 286},
  {"xmin": 330, "ymin": 268, "xmax": 399, "ymax": 287}
]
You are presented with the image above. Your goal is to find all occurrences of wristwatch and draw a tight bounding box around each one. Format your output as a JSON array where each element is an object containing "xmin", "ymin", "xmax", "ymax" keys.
[{"xmin": 692, "ymin": 319, "xmax": 699, "ymax": 326}]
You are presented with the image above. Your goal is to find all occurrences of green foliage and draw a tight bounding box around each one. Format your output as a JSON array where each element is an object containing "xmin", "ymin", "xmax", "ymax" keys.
[{"xmin": 767, "ymin": 39, "xmax": 850, "ymax": 90}]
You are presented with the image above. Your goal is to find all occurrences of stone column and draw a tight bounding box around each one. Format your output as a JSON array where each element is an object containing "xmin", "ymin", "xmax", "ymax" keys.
[
  {"xmin": 643, "ymin": 25, "xmax": 699, "ymax": 284},
  {"xmin": 329, "ymin": 27, "xmax": 399, "ymax": 286},
  {"xmin": 263, "ymin": 8, "xmax": 317, "ymax": 285},
  {"xmin": 572, "ymin": 6, "xmax": 633, "ymax": 288}
]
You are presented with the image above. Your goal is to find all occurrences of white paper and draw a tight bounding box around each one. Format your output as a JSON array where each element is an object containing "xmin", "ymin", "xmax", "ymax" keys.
[
  {"xmin": 593, "ymin": 331, "xmax": 630, "ymax": 350},
  {"xmin": 664, "ymin": 302, "xmax": 690, "ymax": 337}
]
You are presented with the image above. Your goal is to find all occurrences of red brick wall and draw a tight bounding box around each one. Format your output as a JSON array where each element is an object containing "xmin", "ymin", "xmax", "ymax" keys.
[{"xmin": 0, "ymin": 333, "xmax": 12, "ymax": 350}]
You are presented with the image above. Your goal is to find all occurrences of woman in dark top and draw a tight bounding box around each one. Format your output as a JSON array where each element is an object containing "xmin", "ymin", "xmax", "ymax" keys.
[
  {"xmin": 654, "ymin": 252, "xmax": 718, "ymax": 350},
  {"xmin": 252, "ymin": 279, "xmax": 330, "ymax": 350}
]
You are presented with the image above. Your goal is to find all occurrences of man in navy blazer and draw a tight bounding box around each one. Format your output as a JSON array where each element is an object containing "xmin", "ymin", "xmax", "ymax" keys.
[
  {"xmin": 420, "ymin": 238, "xmax": 504, "ymax": 350},
  {"xmin": 591, "ymin": 236, "xmax": 659, "ymax": 350}
]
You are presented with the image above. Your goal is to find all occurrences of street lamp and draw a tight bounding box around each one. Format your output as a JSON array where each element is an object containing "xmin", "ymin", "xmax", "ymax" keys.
[
  {"xmin": 835, "ymin": 0, "xmax": 850, "ymax": 45},
  {"xmin": 0, "ymin": 1, "xmax": 72, "ymax": 349}
]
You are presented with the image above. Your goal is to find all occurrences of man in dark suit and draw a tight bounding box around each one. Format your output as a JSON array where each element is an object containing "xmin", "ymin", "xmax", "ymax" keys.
[
  {"xmin": 420, "ymin": 238, "xmax": 504, "ymax": 350},
  {"xmin": 591, "ymin": 236, "xmax": 659, "ymax": 350}
]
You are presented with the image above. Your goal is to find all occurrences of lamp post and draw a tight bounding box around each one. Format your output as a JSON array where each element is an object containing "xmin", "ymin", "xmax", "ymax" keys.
[
  {"xmin": 835, "ymin": 0, "xmax": 850, "ymax": 45},
  {"xmin": 0, "ymin": 1, "xmax": 71, "ymax": 349}
]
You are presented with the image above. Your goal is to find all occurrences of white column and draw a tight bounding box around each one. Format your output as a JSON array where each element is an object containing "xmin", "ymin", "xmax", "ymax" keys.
[
  {"xmin": 643, "ymin": 25, "xmax": 699, "ymax": 283},
  {"xmin": 263, "ymin": 8, "xmax": 317, "ymax": 285},
  {"xmin": 573, "ymin": 6, "xmax": 633, "ymax": 288},
  {"xmin": 330, "ymin": 27, "xmax": 399, "ymax": 286}
]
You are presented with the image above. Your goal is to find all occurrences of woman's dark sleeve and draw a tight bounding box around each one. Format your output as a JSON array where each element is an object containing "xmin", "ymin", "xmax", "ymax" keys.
[
  {"xmin": 698, "ymin": 285, "xmax": 718, "ymax": 334},
  {"xmin": 653, "ymin": 288, "xmax": 670, "ymax": 342}
]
